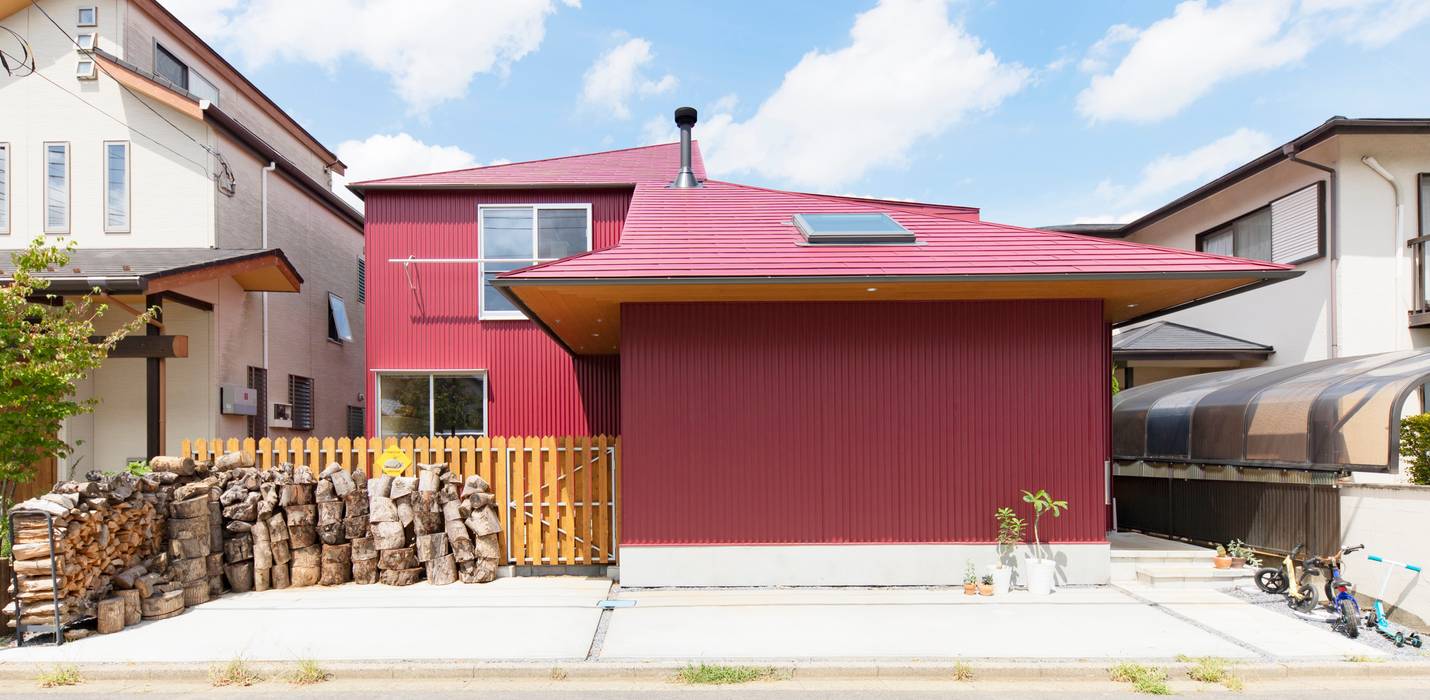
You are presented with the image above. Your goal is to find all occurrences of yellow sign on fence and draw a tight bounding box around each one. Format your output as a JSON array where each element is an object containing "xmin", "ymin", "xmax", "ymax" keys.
[{"xmin": 377, "ymin": 445, "xmax": 411, "ymax": 476}]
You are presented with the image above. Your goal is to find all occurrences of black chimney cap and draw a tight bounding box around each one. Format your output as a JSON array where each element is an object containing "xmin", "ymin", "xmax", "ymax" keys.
[{"xmin": 674, "ymin": 106, "xmax": 698, "ymax": 128}]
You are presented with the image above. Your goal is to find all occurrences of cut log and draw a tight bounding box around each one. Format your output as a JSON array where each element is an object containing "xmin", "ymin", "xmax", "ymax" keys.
[
  {"xmin": 168, "ymin": 535, "xmax": 209, "ymax": 559},
  {"xmin": 343, "ymin": 490, "xmax": 369, "ymax": 517},
  {"xmin": 417, "ymin": 464, "xmax": 441, "ymax": 493},
  {"xmin": 149, "ymin": 456, "xmax": 196, "ymax": 476},
  {"xmin": 413, "ymin": 508, "xmax": 442, "ymax": 536},
  {"xmin": 318, "ymin": 521, "xmax": 346, "ymax": 545},
  {"xmin": 224, "ymin": 561, "xmax": 254, "ymax": 593},
  {"xmin": 286, "ymin": 504, "xmax": 317, "ymax": 527},
  {"xmin": 221, "ymin": 500, "xmax": 258, "ymax": 522},
  {"xmin": 171, "ymin": 556, "xmax": 208, "ymax": 584},
  {"xmin": 170, "ymin": 495, "xmax": 210, "ymax": 519},
  {"xmin": 141, "ymin": 589, "xmax": 185, "ymax": 618},
  {"xmin": 113, "ymin": 565, "xmax": 147, "ymax": 589},
  {"xmin": 213, "ymin": 451, "xmax": 254, "ymax": 471},
  {"xmin": 441, "ymin": 499, "xmax": 462, "ymax": 523},
  {"xmin": 97, "ymin": 597, "xmax": 126, "ymax": 634},
  {"xmin": 206, "ymin": 552, "xmax": 225, "ymax": 577},
  {"xmin": 377, "ymin": 546, "xmax": 419, "ymax": 570},
  {"xmin": 271, "ymin": 562, "xmax": 291, "ymax": 589},
  {"xmin": 135, "ymin": 573, "xmax": 163, "ymax": 598},
  {"xmin": 350, "ymin": 537, "xmax": 377, "ymax": 561},
  {"xmin": 254, "ymin": 564, "xmax": 271, "ymax": 592},
  {"xmin": 379, "ymin": 567, "xmax": 423, "ymax": 586},
  {"xmin": 182, "ymin": 580, "xmax": 210, "ymax": 606},
  {"xmin": 288, "ymin": 525, "xmax": 318, "ymax": 550},
  {"xmin": 390, "ymin": 476, "xmax": 418, "ymax": 499},
  {"xmin": 317, "ymin": 501, "xmax": 345, "ymax": 526},
  {"xmin": 208, "ymin": 574, "xmax": 225, "ymax": 596},
  {"xmin": 342, "ymin": 515, "xmax": 368, "ymax": 540},
  {"xmin": 368, "ymin": 475, "xmax": 392, "ymax": 498},
  {"xmin": 396, "ymin": 497, "xmax": 415, "ymax": 527},
  {"xmin": 266, "ymin": 513, "xmax": 291, "ymax": 542},
  {"xmin": 315, "ymin": 480, "xmax": 336, "ymax": 503},
  {"xmin": 291, "ymin": 545, "xmax": 321, "ymax": 569},
  {"xmin": 319, "ymin": 544, "xmax": 352, "ymax": 586},
  {"xmin": 368, "ymin": 497, "xmax": 398, "ymax": 523},
  {"xmin": 352, "ymin": 558, "xmax": 378, "ymax": 585},
  {"xmin": 117, "ymin": 588, "xmax": 142, "ymax": 626},
  {"xmin": 279, "ymin": 483, "xmax": 314, "ymax": 507},
  {"xmin": 167, "ymin": 515, "xmax": 210, "ymax": 541},
  {"xmin": 426, "ymin": 554, "xmax": 457, "ymax": 586},
  {"xmin": 290, "ymin": 565, "xmax": 320, "ymax": 587},
  {"xmin": 330, "ymin": 468, "xmax": 356, "ymax": 497},
  {"xmin": 270, "ymin": 539, "xmax": 293, "ymax": 565},
  {"xmin": 474, "ymin": 533, "xmax": 500, "ymax": 560},
  {"xmin": 371, "ymin": 521, "xmax": 405, "ymax": 550},
  {"xmin": 468, "ymin": 507, "xmax": 502, "ymax": 536},
  {"xmin": 416, "ymin": 533, "xmax": 449, "ymax": 562},
  {"xmin": 224, "ymin": 534, "xmax": 254, "ymax": 563}
]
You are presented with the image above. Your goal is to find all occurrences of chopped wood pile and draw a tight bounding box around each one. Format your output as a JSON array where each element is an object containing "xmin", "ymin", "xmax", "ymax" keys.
[
  {"xmin": 6, "ymin": 453, "xmax": 505, "ymax": 639},
  {"xmin": 4, "ymin": 471, "xmax": 164, "ymax": 630}
]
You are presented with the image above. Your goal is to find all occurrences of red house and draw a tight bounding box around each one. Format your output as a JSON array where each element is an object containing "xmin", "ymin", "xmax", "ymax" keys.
[{"xmin": 351, "ymin": 109, "xmax": 1295, "ymax": 586}]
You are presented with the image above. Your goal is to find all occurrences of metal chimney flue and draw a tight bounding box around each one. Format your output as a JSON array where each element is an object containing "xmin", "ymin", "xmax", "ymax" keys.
[{"xmin": 671, "ymin": 106, "xmax": 700, "ymax": 189}]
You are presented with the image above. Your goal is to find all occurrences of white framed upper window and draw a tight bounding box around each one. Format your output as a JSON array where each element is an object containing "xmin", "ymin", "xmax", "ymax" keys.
[
  {"xmin": 478, "ymin": 203, "xmax": 591, "ymax": 319},
  {"xmin": 43, "ymin": 142, "xmax": 69, "ymax": 233},
  {"xmin": 75, "ymin": 59, "xmax": 97, "ymax": 80},
  {"xmin": 0, "ymin": 143, "xmax": 9, "ymax": 234},
  {"xmin": 375, "ymin": 371, "xmax": 487, "ymax": 438},
  {"xmin": 189, "ymin": 71, "xmax": 220, "ymax": 105},
  {"xmin": 77, "ymin": 7, "xmax": 97, "ymax": 27},
  {"xmin": 104, "ymin": 141, "xmax": 129, "ymax": 232},
  {"xmin": 77, "ymin": 32, "xmax": 96, "ymax": 51}
]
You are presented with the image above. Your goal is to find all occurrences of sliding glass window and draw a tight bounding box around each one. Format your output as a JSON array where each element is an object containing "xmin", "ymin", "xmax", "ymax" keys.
[
  {"xmin": 44, "ymin": 142, "xmax": 69, "ymax": 233},
  {"xmin": 104, "ymin": 141, "xmax": 129, "ymax": 232}
]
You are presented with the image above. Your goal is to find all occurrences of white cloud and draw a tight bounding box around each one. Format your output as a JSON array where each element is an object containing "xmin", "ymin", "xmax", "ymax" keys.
[
  {"xmin": 674, "ymin": 0, "xmax": 1026, "ymax": 190},
  {"xmin": 159, "ymin": 0, "xmax": 570, "ymax": 114},
  {"xmin": 580, "ymin": 37, "xmax": 677, "ymax": 119},
  {"xmin": 331, "ymin": 133, "xmax": 482, "ymax": 210},
  {"xmin": 1077, "ymin": 0, "xmax": 1430, "ymax": 123},
  {"xmin": 1083, "ymin": 127, "xmax": 1273, "ymax": 221}
]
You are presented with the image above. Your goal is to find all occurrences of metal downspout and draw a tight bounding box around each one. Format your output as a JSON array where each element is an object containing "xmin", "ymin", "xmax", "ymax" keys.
[
  {"xmin": 261, "ymin": 161, "xmax": 277, "ymax": 369},
  {"xmin": 1284, "ymin": 148, "xmax": 1339, "ymax": 358}
]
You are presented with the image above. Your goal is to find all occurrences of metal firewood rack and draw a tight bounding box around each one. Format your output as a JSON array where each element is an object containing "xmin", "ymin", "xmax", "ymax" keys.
[{"xmin": 7, "ymin": 510, "xmax": 67, "ymax": 647}]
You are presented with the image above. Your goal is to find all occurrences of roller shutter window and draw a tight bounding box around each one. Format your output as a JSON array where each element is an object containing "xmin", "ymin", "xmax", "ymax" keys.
[
  {"xmin": 1270, "ymin": 183, "xmax": 1323, "ymax": 265},
  {"xmin": 289, "ymin": 375, "xmax": 314, "ymax": 431}
]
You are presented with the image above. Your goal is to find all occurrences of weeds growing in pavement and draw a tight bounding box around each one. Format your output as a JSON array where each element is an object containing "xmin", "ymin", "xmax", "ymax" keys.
[
  {"xmin": 1183, "ymin": 656, "xmax": 1241, "ymax": 691},
  {"xmin": 37, "ymin": 665, "xmax": 82, "ymax": 688},
  {"xmin": 287, "ymin": 659, "xmax": 330, "ymax": 685},
  {"xmin": 675, "ymin": 664, "xmax": 776, "ymax": 685},
  {"xmin": 1109, "ymin": 662, "xmax": 1171, "ymax": 695},
  {"xmin": 210, "ymin": 657, "xmax": 263, "ymax": 687},
  {"xmin": 952, "ymin": 661, "xmax": 974, "ymax": 681},
  {"xmin": 1345, "ymin": 655, "xmax": 1384, "ymax": 663},
  {"xmin": 550, "ymin": 667, "xmax": 568, "ymax": 680}
]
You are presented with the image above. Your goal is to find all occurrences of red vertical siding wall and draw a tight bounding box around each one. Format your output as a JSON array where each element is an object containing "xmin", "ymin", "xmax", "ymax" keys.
[
  {"xmin": 363, "ymin": 189, "xmax": 628, "ymax": 435},
  {"xmin": 620, "ymin": 300, "xmax": 1111, "ymax": 545}
]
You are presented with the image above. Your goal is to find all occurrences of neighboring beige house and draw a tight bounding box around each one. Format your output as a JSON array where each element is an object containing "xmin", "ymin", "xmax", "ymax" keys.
[
  {"xmin": 1047, "ymin": 117, "xmax": 1430, "ymax": 391},
  {"xmin": 0, "ymin": 0, "xmax": 366, "ymax": 476}
]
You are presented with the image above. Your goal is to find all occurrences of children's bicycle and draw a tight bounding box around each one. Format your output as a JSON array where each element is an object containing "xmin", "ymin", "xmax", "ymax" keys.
[
  {"xmin": 1363, "ymin": 554, "xmax": 1423, "ymax": 648},
  {"xmin": 1255, "ymin": 543, "xmax": 1320, "ymax": 612},
  {"xmin": 1306, "ymin": 544, "xmax": 1364, "ymax": 639}
]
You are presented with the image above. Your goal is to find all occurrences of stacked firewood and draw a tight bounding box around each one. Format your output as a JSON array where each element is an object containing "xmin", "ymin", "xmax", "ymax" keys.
[
  {"xmin": 214, "ymin": 455, "xmax": 262, "ymax": 593},
  {"xmin": 459, "ymin": 473, "xmax": 502, "ymax": 584},
  {"xmin": 369, "ymin": 473, "xmax": 420, "ymax": 585},
  {"xmin": 4, "ymin": 472, "xmax": 164, "ymax": 631},
  {"xmin": 151, "ymin": 456, "xmax": 219, "ymax": 611}
]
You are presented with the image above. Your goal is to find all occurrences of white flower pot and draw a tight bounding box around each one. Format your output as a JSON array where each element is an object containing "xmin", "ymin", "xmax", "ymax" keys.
[
  {"xmin": 1025, "ymin": 557, "xmax": 1056, "ymax": 595},
  {"xmin": 987, "ymin": 564, "xmax": 1013, "ymax": 594}
]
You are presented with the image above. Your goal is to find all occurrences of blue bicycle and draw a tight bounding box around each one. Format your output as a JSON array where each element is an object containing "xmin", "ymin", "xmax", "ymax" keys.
[
  {"xmin": 1306, "ymin": 545, "xmax": 1364, "ymax": 639},
  {"xmin": 1364, "ymin": 554, "xmax": 1424, "ymax": 648}
]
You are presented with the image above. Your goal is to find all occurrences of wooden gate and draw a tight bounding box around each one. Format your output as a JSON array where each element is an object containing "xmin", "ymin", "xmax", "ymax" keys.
[{"xmin": 182, "ymin": 435, "xmax": 619, "ymax": 567}]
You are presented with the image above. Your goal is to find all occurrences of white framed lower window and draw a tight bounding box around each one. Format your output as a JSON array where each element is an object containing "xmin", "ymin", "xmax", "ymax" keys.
[
  {"xmin": 478, "ymin": 203, "xmax": 591, "ymax": 319},
  {"xmin": 104, "ymin": 141, "xmax": 129, "ymax": 232},
  {"xmin": 43, "ymin": 142, "xmax": 69, "ymax": 233},
  {"xmin": 375, "ymin": 371, "xmax": 487, "ymax": 438}
]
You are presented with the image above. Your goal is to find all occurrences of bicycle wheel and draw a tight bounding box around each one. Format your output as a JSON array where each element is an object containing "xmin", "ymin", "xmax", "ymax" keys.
[
  {"xmin": 1289, "ymin": 584, "xmax": 1318, "ymax": 613},
  {"xmin": 1340, "ymin": 604, "xmax": 1360, "ymax": 639},
  {"xmin": 1254, "ymin": 567, "xmax": 1287, "ymax": 594}
]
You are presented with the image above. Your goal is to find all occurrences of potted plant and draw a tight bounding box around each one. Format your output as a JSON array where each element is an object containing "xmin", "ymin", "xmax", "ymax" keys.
[
  {"xmin": 963, "ymin": 560, "xmax": 978, "ymax": 595},
  {"xmin": 1226, "ymin": 539, "xmax": 1254, "ymax": 568},
  {"xmin": 989, "ymin": 507, "xmax": 1024, "ymax": 594},
  {"xmin": 1213, "ymin": 545, "xmax": 1233, "ymax": 569},
  {"xmin": 1020, "ymin": 489, "xmax": 1068, "ymax": 596},
  {"xmin": 979, "ymin": 574, "xmax": 995, "ymax": 596}
]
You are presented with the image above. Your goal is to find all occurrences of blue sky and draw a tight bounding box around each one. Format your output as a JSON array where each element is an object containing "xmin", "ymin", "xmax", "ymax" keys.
[{"xmin": 165, "ymin": 0, "xmax": 1430, "ymax": 227}]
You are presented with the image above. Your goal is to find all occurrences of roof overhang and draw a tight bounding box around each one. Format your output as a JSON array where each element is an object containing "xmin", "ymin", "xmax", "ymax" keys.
[
  {"xmin": 11, "ymin": 250, "xmax": 302, "ymax": 295},
  {"xmin": 494, "ymin": 270, "xmax": 1301, "ymax": 355},
  {"xmin": 346, "ymin": 182, "xmax": 636, "ymax": 201}
]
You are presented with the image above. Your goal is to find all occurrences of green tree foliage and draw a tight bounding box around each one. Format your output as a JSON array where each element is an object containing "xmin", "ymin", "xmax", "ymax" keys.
[
  {"xmin": 0, "ymin": 237, "xmax": 151, "ymax": 504},
  {"xmin": 1398, "ymin": 413, "xmax": 1430, "ymax": 485}
]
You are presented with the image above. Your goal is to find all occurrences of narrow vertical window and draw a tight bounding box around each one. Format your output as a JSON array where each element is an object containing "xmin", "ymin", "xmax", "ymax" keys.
[
  {"xmin": 43, "ymin": 142, "xmax": 69, "ymax": 233},
  {"xmin": 0, "ymin": 143, "xmax": 9, "ymax": 234},
  {"xmin": 104, "ymin": 141, "xmax": 129, "ymax": 232}
]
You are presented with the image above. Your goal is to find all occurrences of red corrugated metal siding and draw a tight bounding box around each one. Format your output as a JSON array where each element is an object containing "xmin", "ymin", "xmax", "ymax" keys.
[
  {"xmin": 363, "ymin": 189, "xmax": 628, "ymax": 434},
  {"xmin": 620, "ymin": 300, "xmax": 1110, "ymax": 545}
]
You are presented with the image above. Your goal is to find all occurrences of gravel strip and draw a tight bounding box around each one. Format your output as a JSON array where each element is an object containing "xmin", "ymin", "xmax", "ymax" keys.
[{"xmin": 1228, "ymin": 586, "xmax": 1427, "ymax": 657}]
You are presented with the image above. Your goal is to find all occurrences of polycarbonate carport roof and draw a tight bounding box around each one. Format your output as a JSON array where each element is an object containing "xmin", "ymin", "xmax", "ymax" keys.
[{"xmin": 1112, "ymin": 350, "xmax": 1430, "ymax": 471}]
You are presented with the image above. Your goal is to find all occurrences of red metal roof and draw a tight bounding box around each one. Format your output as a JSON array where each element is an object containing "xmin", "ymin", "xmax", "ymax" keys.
[
  {"xmin": 505, "ymin": 179, "xmax": 1293, "ymax": 280},
  {"xmin": 350, "ymin": 142, "xmax": 704, "ymax": 189}
]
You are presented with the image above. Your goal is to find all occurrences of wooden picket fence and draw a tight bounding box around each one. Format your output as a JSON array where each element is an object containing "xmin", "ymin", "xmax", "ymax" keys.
[{"xmin": 180, "ymin": 435, "xmax": 620, "ymax": 567}]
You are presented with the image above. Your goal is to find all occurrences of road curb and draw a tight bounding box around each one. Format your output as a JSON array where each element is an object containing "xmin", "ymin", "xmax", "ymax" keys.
[{"xmin": 1, "ymin": 659, "xmax": 1428, "ymax": 683}]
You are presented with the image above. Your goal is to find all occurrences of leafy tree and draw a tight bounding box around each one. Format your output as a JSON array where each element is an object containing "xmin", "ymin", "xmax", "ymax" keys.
[
  {"xmin": 1398, "ymin": 413, "xmax": 1430, "ymax": 485},
  {"xmin": 0, "ymin": 237, "xmax": 152, "ymax": 507}
]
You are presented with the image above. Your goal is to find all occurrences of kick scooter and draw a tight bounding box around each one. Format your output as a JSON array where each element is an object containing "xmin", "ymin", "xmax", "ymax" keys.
[{"xmin": 1364, "ymin": 555, "xmax": 1424, "ymax": 648}]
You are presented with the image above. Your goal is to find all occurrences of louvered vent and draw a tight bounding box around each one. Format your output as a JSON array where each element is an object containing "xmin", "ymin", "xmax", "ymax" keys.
[
  {"xmin": 356, "ymin": 256, "xmax": 366, "ymax": 304},
  {"xmin": 288, "ymin": 375, "xmax": 314, "ymax": 431},
  {"xmin": 247, "ymin": 366, "xmax": 268, "ymax": 439}
]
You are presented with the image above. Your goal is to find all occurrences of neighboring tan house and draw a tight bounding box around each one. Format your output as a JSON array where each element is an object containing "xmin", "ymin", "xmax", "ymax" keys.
[
  {"xmin": 0, "ymin": 0, "xmax": 366, "ymax": 477},
  {"xmin": 1047, "ymin": 117, "xmax": 1430, "ymax": 392}
]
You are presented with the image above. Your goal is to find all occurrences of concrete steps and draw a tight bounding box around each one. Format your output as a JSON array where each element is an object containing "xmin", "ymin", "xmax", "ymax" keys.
[{"xmin": 1109, "ymin": 532, "xmax": 1253, "ymax": 590}]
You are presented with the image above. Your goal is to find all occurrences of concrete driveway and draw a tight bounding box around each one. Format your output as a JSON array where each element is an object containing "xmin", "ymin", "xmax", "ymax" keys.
[
  {"xmin": 599, "ymin": 584, "xmax": 1388, "ymax": 661},
  {"xmin": 0, "ymin": 577, "xmax": 611, "ymax": 664},
  {"xmin": 0, "ymin": 578, "xmax": 1389, "ymax": 666}
]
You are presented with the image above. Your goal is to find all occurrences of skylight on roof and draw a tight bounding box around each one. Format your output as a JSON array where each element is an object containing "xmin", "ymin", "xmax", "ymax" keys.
[{"xmin": 793, "ymin": 213, "xmax": 915, "ymax": 244}]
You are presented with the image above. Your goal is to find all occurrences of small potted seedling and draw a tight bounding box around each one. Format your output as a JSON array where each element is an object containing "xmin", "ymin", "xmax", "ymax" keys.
[
  {"xmin": 1213, "ymin": 544, "xmax": 1233, "ymax": 569},
  {"xmin": 990, "ymin": 507, "xmax": 1024, "ymax": 594},
  {"xmin": 963, "ymin": 560, "xmax": 978, "ymax": 595},
  {"xmin": 979, "ymin": 574, "xmax": 994, "ymax": 596}
]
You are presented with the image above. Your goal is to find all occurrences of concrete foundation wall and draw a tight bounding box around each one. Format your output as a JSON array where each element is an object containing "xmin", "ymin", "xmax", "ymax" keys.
[
  {"xmin": 619, "ymin": 544, "xmax": 1112, "ymax": 587},
  {"xmin": 1340, "ymin": 483, "xmax": 1430, "ymax": 631}
]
